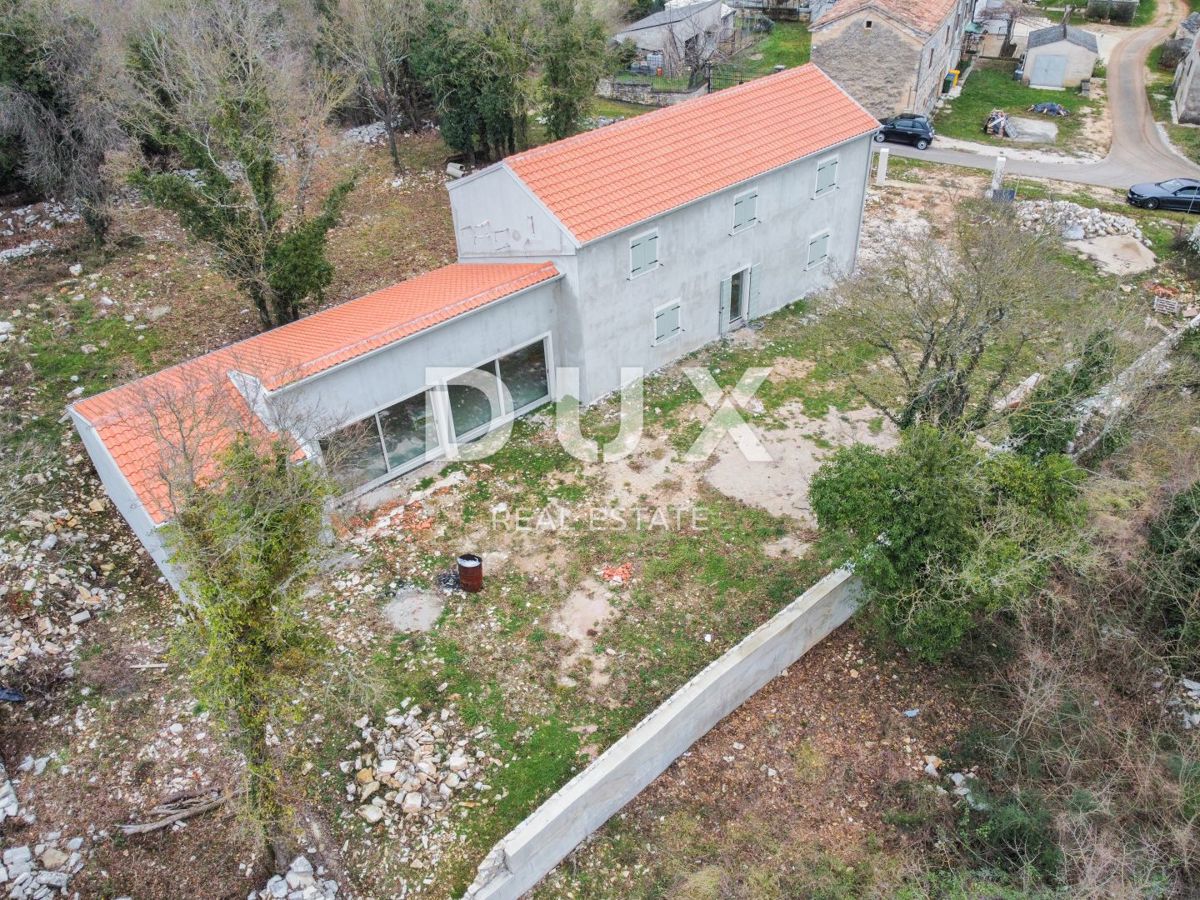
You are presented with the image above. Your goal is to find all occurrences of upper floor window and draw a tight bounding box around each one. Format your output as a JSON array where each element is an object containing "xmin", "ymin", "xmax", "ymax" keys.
[
  {"xmin": 630, "ymin": 231, "xmax": 659, "ymax": 278},
  {"xmin": 732, "ymin": 190, "xmax": 758, "ymax": 232},
  {"xmin": 815, "ymin": 157, "xmax": 838, "ymax": 196}
]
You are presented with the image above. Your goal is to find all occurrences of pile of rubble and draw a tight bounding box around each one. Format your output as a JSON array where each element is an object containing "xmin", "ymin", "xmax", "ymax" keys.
[
  {"xmin": 0, "ymin": 504, "xmax": 119, "ymax": 680},
  {"xmin": 250, "ymin": 856, "xmax": 339, "ymax": 900},
  {"xmin": 1, "ymin": 832, "xmax": 87, "ymax": 899},
  {"xmin": 340, "ymin": 701, "xmax": 497, "ymax": 872},
  {"xmin": 1016, "ymin": 199, "xmax": 1148, "ymax": 245},
  {"xmin": 1168, "ymin": 676, "xmax": 1200, "ymax": 730}
]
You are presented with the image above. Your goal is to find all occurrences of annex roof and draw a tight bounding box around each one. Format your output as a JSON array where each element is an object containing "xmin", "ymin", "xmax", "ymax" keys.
[
  {"xmin": 812, "ymin": 0, "xmax": 961, "ymax": 36},
  {"xmin": 614, "ymin": 0, "xmax": 725, "ymax": 35},
  {"xmin": 71, "ymin": 262, "xmax": 559, "ymax": 524},
  {"xmin": 502, "ymin": 63, "xmax": 878, "ymax": 244},
  {"xmin": 1027, "ymin": 22, "xmax": 1100, "ymax": 53}
]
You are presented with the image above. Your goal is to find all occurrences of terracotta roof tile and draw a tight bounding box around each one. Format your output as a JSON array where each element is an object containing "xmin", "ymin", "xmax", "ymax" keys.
[
  {"xmin": 72, "ymin": 262, "xmax": 559, "ymax": 524},
  {"xmin": 814, "ymin": 0, "xmax": 962, "ymax": 36},
  {"xmin": 504, "ymin": 64, "xmax": 879, "ymax": 244}
]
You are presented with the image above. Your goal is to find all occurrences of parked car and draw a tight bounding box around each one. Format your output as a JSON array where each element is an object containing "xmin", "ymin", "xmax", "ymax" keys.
[
  {"xmin": 874, "ymin": 114, "xmax": 935, "ymax": 150},
  {"xmin": 1126, "ymin": 178, "xmax": 1200, "ymax": 212}
]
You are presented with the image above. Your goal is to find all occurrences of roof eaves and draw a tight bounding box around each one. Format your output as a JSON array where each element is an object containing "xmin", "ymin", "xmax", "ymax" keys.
[
  {"xmin": 267, "ymin": 266, "xmax": 564, "ymax": 397},
  {"xmin": 572, "ymin": 126, "xmax": 879, "ymax": 247}
]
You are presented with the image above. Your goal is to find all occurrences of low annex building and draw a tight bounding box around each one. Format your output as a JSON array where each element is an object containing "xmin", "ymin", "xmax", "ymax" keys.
[
  {"xmin": 70, "ymin": 64, "xmax": 878, "ymax": 588},
  {"xmin": 810, "ymin": 0, "xmax": 975, "ymax": 118},
  {"xmin": 1022, "ymin": 22, "xmax": 1099, "ymax": 88}
]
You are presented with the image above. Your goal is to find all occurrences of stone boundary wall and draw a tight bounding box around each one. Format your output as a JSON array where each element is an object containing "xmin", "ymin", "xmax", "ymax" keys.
[
  {"xmin": 596, "ymin": 77, "xmax": 708, "ymax": 108},
  {"xmin": 464, "ymin": 568, "xmax": 862, "ymax": 900}
]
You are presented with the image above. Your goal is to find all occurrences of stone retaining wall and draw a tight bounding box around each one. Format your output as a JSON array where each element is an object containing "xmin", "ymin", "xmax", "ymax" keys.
[
  {"xmin": 596, "ymin": 78, "xmax": 708, "ymax": 108},
  {"xmin": 464, "ymin": 568, "xmax": 861, "ymax": 900}
]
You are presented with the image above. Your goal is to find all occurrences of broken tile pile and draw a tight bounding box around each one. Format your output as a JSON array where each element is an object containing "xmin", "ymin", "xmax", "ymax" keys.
[
  {"xmin": 340, "ymin": 702, "xmax": 497, "ymax": 872},
  {"xmin": 249, "ymin": 856, "xmax": 339, "ymax": 900},
  {"xmin": 1016, "ymin": 200, "xmax": 1147, "ymax": 245}
]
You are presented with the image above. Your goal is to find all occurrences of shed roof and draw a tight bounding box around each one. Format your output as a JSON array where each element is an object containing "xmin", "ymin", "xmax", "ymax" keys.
[
  {"xmin": 71, "ymin": 262, "xmax": 560, "ymax": 524},
  {"xmin": 812, "ymin": 0, "xmax": 961, "ymax": 36},
  {"xmin": 502, "ymin": 63, "xmax": 878, "ymax": 244},
  {"xmin": 614, "ymin": 0, "xmax": 725, "ymax": 36},
  {"xmin": 1027, "ymin": 22, "xmax": 1100, "ymax": 53}
]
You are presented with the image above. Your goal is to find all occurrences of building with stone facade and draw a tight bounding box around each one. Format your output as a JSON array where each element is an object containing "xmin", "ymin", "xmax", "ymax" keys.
[
  {"xmin": 810, "ymin": 0, "xmax": 975, "ymax": 118},
  {"xmin": 1177, "ymin": 29, "xmax": 1200, "ymax": 124}
]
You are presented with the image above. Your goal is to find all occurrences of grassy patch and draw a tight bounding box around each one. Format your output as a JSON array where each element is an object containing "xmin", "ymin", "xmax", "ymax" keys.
[
  {"xmin": 712, "ymin": 21, "xmax": 811, "ymax": 85},
  {"xmin": 589, "ymin": 97, "xmax": 655, "ymax": 120},
  {"xmin": 935, "ymin": 60, "xmax": 1095, "ymax": 148}
]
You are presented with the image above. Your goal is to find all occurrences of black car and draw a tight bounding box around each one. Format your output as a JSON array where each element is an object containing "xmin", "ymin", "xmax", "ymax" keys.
[
  {"xmin": 1126, "ymin": 178, "xmax": 1200, "ymax": 212},
  {"xmin": 874, "ymin": 114, "xmax": 935, "ymax": 150}
]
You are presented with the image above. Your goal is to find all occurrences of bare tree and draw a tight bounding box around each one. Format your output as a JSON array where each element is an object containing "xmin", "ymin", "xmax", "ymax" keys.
[
  {"xmin": 820, "ymin": 201, "xmax": 1081, "ymax": 432},
  {"xmin": 325, "ymin": 0, "xmax": 425, "ymax": 173},
  {"xmin": 0, "ymin": 0, "xmax": 129, "ymax": 241},
  {"xmin": 127, "ymin": 0, "xmax": 357, "ymax": 327}
]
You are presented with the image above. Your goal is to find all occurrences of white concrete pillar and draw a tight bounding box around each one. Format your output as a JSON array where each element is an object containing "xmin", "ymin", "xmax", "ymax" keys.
[
  {"xmin": 875, "ymin": 148, "xmax": 889, "ymax": 186},
  {"xmin": 990, "ymin": 154, "xmax": 1007, "ymax": 198}
]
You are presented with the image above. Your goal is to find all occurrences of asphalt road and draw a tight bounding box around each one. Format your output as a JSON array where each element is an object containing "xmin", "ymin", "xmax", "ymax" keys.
[{"xmin": 878, "ymin": 0, "xmax": 1200, "ymax": 190}]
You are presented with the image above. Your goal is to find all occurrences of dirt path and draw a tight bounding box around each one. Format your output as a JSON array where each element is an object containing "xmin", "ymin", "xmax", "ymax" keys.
[{"xmin": 885, "ymin": 0, "xmax": 1200, "ymax": 188}]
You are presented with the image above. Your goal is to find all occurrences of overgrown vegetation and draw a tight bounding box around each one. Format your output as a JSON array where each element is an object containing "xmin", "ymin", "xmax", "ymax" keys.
[{"xmin": 169, "ymin": 436, "xmax": 332, "ymax": 866}]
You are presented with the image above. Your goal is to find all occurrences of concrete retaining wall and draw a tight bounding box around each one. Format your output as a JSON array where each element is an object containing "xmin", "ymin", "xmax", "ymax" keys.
[
  {"xmin": 464, "ymin": 568, "xmax": 862, "ymax": 899},
  {"xmin": 595, "ymin": 77, "xmax": 708, "ymax": 107}
]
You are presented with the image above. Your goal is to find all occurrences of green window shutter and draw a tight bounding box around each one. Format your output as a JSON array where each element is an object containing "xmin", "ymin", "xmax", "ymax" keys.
[
  {"xmin": 816, "ymin": 159, "xmax": 838, "ymax": 195},
  {"xmin": 645, "ymin": 233, "xmax": 658, "ymax": 267},
  {"xmin": 733, "ymin": 196, "xmax": 745, "ymax": 230},
  {"xmin": 630, "ymin": 237, "xmax": 644, "ymax": 276},
  {"xmin": 745, "ymin": 192, "xmax": 757, "ymax": 225},
  {"xmin": 747, "ymin": 265, "xmax": 762, "ymax": 319},
  {"xmin": 655, "ymin": 304, "xmax": 681, "ymax": 343},
  {"xmin": 808, "ymin": 233, "xmax": 830, "ymax": 267}
]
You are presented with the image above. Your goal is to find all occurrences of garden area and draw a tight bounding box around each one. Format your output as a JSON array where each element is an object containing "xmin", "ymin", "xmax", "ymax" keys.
[{"xmin": 934, "ymin": 59, "xmax": 1104, "ymax": 155}]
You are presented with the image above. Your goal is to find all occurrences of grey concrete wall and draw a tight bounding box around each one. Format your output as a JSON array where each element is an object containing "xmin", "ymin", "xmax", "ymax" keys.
[
  {"xmin": 68, "ymin": 409, "xmax": 183, "ymax": 590},
  {"xmin": 448, "ymin": 167, "xmax": 576, "ymax": 259},
  {"xmin": 464, "ymin": 568, "xmax": 862, "ymax": 900},
  {"xmin": 568, "ymin": 133, "xmax": 873, "ymax": 402},
  {"xmin": 268, "ymin": 278, "xmax": 562, "ymax": 437}
]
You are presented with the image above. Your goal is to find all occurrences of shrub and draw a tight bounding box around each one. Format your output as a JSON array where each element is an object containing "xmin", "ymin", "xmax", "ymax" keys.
[
  {"xmin": 1146, "ymin": 481, "xmax": 1200, "ymax": 667},
  {"xmin": 964, "ymin": 790, "xmax": 1063, "ymax": 880}
]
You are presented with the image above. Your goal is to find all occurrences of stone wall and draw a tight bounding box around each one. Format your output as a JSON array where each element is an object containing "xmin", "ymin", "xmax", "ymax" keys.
[
  {"xmin": 464, "ymin": 568, "xmax": 862, "ymax": 900},
  {"xmin": 595, "ymin": 77, "xmax": 708, "ymax": 107},
  {"xmin": 811, "ymin": 17, "xmax": 922, "ymax": 117}
]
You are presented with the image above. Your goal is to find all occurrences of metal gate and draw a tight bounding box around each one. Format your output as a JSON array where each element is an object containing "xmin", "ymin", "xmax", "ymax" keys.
[{"xmin": 1029, "ymin": 53, "xmax": 1068, "ymax": 88}]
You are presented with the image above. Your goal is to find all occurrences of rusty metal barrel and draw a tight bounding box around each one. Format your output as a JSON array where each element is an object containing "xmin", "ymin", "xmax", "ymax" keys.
[{"xmin": 457, "ymin": 553, "xmax": 483, "ymax": 593}]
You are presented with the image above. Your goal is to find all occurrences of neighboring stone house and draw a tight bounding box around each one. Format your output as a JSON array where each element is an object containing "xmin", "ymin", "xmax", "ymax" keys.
[
  {"xmin": 810, "ymin": 0, "xmax": 975, "ymax": 118},
  {"xmin": 1022, "ymin": 23, "xmax": 1098, "ymax": 87},
  {"xmin": 613, "ymin": 0, "xmax": 736, "ymax": 76},
  {"xmin": 1176, "ymin": 32, "xmax": 1200, "ymax": 124},
  {"xmin": 70, "ymin": 64, "xmax": 879, "ymax": 588}
]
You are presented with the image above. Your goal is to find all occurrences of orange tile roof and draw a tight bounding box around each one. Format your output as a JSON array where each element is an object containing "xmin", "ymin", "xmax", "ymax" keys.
[
  {"xmin": 72, "ymin": 262, "xmax": 559, "ymax": 524},
  {"xmin": 813, "ymin": 0, "xmax": 961, "ymax": 36},
  {"xmin": 503, "ymin": 64, "xmax": 879, "ymax": 244}
]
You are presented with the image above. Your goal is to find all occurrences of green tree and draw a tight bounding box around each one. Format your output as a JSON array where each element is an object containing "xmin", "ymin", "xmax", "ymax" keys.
[
  {"xmin": 129, "ymin": 0, "xmax": 355, "ymax": 328},
  {"xmin": 416, "ymin": 0, "xmax": 532, "ymax": 165},
  {"xmin": 537, "ymin": 0, "xmax": 606, "ymax": 141},
  {"xmin": 169, "ymin": 435, "xmax": 331, "ymax": 865},
  {"xmin": 811, "ymin": 426, "xmax": 1084, "ymax": 661},
  {"xmin": 0, "ymin": 0, "xmax": 127, "ymax": 240},
  {"xmin": 1009, "ymin": 329, "xmax": 1115, "ymax": 459}
]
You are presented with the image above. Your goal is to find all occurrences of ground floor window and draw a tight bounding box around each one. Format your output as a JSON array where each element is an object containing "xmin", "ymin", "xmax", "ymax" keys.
[
  {"xmin": 320, "ymin": 390, "xmax": 439, "ymax": 490},
  {"xmin": 318, "ymin": 338, "xmax": 550, "ymax": 493}
]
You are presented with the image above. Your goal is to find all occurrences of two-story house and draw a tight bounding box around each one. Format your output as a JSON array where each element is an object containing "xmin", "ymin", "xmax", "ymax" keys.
[
  {"xmin": 69, "ymin": 64, "xmax": 878, "ymax": 588},
  {"xmin": 810, "ymin": 0, "xmax": 974, "ymax": 118}
]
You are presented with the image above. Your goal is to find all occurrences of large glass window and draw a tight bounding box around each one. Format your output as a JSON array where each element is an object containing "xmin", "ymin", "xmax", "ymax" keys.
[
  {"xmin": 498, "ymin": 341, "xmax": 549, "ymax": 412},
  {"xmin": 378, "ymin": 393, "xmax": 437, "ymax": 470},
  {"xmin": 448, "ymin": 364, "xmax": 501, "ymax": 439},
  {"xmin": 320, "ymin": 417, "xmax": 387, "ymax": 490}
]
